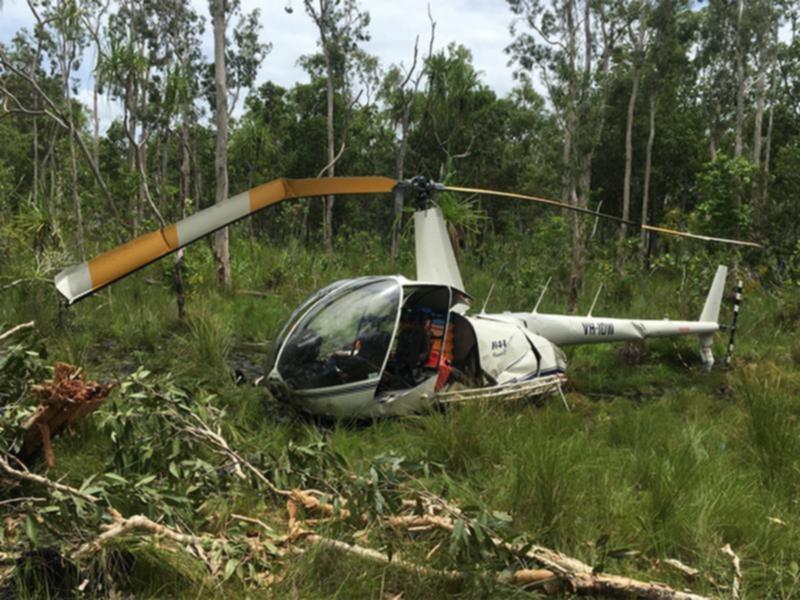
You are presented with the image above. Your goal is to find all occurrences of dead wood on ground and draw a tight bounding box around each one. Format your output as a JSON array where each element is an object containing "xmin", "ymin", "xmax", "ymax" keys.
[{"xmin": 19, "ymin": 363, "xmax": 113, "ymax": 467}]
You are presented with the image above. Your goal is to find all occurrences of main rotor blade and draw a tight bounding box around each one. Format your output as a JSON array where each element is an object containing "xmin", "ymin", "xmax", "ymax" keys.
[
  {"xmin": 641, "ymin": 224, "xmax": 761, "ymax": 248},
  {"xmin": 55, "ymin": 176, "xmax": 397, "ymax": 304},
  {"xmin": 443, "ymin": 184, "xmax": 634, "ymax": 224},
  {"xmin": 443, "ymin": 184, "xmax": 762, "ymax": 249}
]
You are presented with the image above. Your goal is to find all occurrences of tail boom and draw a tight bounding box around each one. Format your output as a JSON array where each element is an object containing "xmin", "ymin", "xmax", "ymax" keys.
[{"xmin": 523, "ymin": 314, "xmax": 718, "ymax": 347}]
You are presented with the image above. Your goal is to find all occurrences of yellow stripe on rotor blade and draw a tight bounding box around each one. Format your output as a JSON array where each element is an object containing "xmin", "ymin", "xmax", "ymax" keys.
[
  {"xmin": 57, "ymin": 176, "xmax": 399, "ymax": 303},
  {"xmin": 249, "ymin": 176, "xmax": 397, "ymax": 211},
  {"xmin": 88, "ymin": 224, "xmax": 178, "ymax": 290}
]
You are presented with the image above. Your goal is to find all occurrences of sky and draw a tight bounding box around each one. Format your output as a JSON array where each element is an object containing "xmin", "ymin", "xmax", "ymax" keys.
[{"xmin": 0, "ymin": 0, "xmax": 521, "ymax": 130}]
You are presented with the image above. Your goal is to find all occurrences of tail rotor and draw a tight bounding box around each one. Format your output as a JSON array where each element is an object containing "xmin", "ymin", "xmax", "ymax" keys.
[{"xmin": 724, "ymin": 280, "xmax": 744, "ymax": 368}]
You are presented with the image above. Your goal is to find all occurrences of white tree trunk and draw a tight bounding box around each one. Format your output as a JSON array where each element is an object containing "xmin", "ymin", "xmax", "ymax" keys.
[
  {"xmin": 620, "ymin": 64, "xmax": 640, "ymax": 252},
  {"xmin": 619, "ymin": 3, "xmax": 647, "ymax": 266},
  {"xmin": 733, "ymin": 0, "xmax": 745, "ymax": 159},
  {"xmin": 323, "ymin": 52, "xmax": 336, "ymax": 252},
  {"xmin": 640, "ymin": 92, "xmax": 656, "ymax": 260},
  {"xmin": 212, "ymin": 0, "xmax": 231, "ymax": 286}
]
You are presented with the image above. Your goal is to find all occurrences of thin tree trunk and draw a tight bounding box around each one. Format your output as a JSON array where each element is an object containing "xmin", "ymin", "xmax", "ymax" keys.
[
  {"xmin": 63, "ymin": 62, "xmax": 84, "ymax": 259},
  {"xmin": 640, "ymin": 92, "xmax": 656, "ymax": 262},
  {"xmin": 137, "ymin": 65, "xmax": 149, "ymax": 227},
  {"xmin": 126, "ymin": 77, "xmax": 139, "ymax": 235},
  {"xmin": 565, "ymin": 0, "xmax": 580, "ymax": 313},
  {"xmin": 323, "ymin": 50, "xmax": 336, "ymax": 253},
  {"xmin": 561, "ymin": 120, "xmax": 572, "ymax": 205},
  {"xmin": 159, "ymin": 130, "xmax": 170, "ymax": 217},
  {"xmin": 619, "ymin": 63, "xmax": 641, "ymax": 263},
  {"xmin": 49, "ymin": 128, "xmax": 57, "ymax": 217},
  {"xmin": 92, "ymin": 66, "xmax": 100, "ymax": 165},
  {"xmin": 67, "ymin": 118, "xmax": 84, "ymax": 258},
  {"xmin": 391, "ymin": 109, "xmax": 411, "ymax": 262},
  {"xmin": 619, "ymin": 5, "xmax": 647, "ymax": 269},
  {"xmin": 750, "ymin": 35, "xmax": 767, "ymax": 208},
  {"xmin": 762, "ymin": 101, "xmax": 774, "ymax": 204},
  {"xmin": 32, "ymin": 103, "xmax": 39, "ymax": 208},
  {"xmin": 733, "ymin": 0, "xmax": 745, "ymax": 161},
  {"xmin": 212, "ymin": 0, "xmax": 231, "ymax": 286},
  {"xmin": 175, "ymin": 122, "xmax": 190, "ymax": 320},
  {"xmin": 42, "ymin": 123, "xmax": 60, "ymax": 238},
  {"xmin": 752, "ymin": 42, "xmax": 767, "ymax": 170}
]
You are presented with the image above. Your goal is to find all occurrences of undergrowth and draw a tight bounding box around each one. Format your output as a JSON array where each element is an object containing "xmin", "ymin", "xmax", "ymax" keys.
[{"xmin": 2, "ymin": 230, "xmax": 799, "ymax": 598}]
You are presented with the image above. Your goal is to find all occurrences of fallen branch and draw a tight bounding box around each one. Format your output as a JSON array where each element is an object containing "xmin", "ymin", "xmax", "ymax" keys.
[
  {"xmin": 180, "ymin": 413, "xmax": 287, "ymax": 497},
  {"xmin": 510, "ymin": 568, "xmax": 562, "ymax": 593},
  {"xmin": 73, "ymin": 512, "xmax": 208, "ymax": 561},
  {"xmin": 181, "ymin": 414, "xmax": 349, "ymax": 520},
  {"xmin": 566, "ymin": 571, "xmax": 709, "ymax": 600},
  {"xmin": 291, "ymin": 488, "xmax": 351, "ymax": 520},
  {"xmin": 721, "ymin": 544, "xmax": 742, "ymax": 600},
  {"xmin": 0, "ymin": 455, "xmax": 98, "ymax": 502},
  {"xmin": 0, "ymin": 496, "xmax": 46, "ymax": 507},
  {"xmin": 303, "ymin": 533, "xmax": 462, "ymax": 582},
  {"xmin": 657, "ymin": 558, "xmax": 700, "ymax": 579},
  {"xmin": 388, "ymin": 513, "xmax": 709, "ymax": 599},
  {"xmin": 0, "ymin": 321, "xmax": 34, "ymax": 343}
]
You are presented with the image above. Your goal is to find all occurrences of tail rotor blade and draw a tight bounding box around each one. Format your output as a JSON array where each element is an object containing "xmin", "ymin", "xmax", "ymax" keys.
[
  {"xmin": 54, "ymin": 176, "xmax": 397, "ymax": 304},
  {"xmin": 442, "ymin": 184, "xmax": 762, "ymax": 249}
]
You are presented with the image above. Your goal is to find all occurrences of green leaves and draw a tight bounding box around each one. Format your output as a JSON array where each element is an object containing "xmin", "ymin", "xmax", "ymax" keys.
[{"xmin": 694, "ymin": 153, "xmax": 756, "ymax": 239}]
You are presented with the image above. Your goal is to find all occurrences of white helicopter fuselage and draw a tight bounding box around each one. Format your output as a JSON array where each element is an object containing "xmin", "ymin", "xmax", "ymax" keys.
[{"xmin": 267, "ymin": 205, "xmax": 728, "ymax": 418}]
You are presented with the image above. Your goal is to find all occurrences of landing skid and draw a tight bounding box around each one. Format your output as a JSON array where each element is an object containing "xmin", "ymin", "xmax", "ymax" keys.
[{"xmin": 435, "ymin": 373, "xmax": 569, "ymax": 409}]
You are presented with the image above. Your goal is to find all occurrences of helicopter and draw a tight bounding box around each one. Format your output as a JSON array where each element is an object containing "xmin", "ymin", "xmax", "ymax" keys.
[{"xmin": 54, "ymin": 175, "xmax": 759, "ymax": 418}]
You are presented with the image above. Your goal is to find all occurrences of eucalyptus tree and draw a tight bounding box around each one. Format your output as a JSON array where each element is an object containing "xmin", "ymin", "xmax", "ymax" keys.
[
  {"xmin": 749, "ymin": 0, "xmax": 787, "ymax": 205},
  {"xmin": 160, "ymin": 0, "xmax": 204, "ymax": 318},
  {"xmin": 300, "ymin": 0, "xmax": 371, "ymax": 252},
  {"xmin": 103, "ymin": 0, "xmax": 153, "ymax": 234},
  {"xmin": 638, "ymin": 0, "xmax": 694, "ymax": 259},
  {"xmin": 209, "ymin": 0, "xmax": 267, "ymax": 285},
  {"xmin": 381, "ymin": 11, "xmax": 435, "ymax": 260},
  {"xmin": 617, "ymin": 0, "xmax": 650, "ymax": 263},
  {"xmin": 415, "ymin": 44, "xmax": 492, "ymax": 180},
  {"xmin": 44, "ymin": 0, "xmax": 89, "ymax": 258},
  {"xmin": 507, "ymin": 0, "xmax": 622, "ymax": 311},
  {"xmin": 0, "ymin": 31, "xmax": 47, "ymax": 213},
  {"xmin": 80, "ymin": 0, "xmax": 110, "ymax": 166}
]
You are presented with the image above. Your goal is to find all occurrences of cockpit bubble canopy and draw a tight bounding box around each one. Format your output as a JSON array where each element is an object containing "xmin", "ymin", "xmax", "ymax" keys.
[{"xmin": 276, "ymin": 279, "xmax": 401, "ymax": 390}]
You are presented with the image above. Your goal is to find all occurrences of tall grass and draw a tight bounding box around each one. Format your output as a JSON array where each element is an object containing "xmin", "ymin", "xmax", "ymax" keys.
[{"xmin": 5, "ymin": 232, "xmax": 800, "ymax": 597}]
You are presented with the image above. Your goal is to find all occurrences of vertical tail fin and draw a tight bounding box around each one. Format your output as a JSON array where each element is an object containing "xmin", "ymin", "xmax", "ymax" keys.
[
  {"xmin": 698, "ymin": 265, "xmax": 728, "ymax": 371},
  {"xmin": 700, "ymin": 265, "xmax": 728, "ymax": 323}
]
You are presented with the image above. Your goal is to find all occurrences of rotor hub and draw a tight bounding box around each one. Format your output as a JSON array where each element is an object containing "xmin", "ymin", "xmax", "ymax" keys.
[{"xmin": 395, "ymin": 175, "xmax": 444, "ymax": 210}]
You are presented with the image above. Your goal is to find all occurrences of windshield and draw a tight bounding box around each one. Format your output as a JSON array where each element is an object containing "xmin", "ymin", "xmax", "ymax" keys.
[
  {"xmin": 271, "ymin": 279, "xmax": 355, "ymax": 366},
  {"xmin": 277, "ymin": 279, "xmax": 401, "ymax": 390}
]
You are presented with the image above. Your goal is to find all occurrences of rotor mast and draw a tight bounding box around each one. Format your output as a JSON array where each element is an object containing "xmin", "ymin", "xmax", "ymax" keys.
[{"xmin": 394, "ymin": 177, "xmax": 466, "ymax": 292}]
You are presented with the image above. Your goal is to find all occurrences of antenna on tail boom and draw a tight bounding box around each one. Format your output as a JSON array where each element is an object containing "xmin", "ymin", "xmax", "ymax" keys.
[
  {"xmin": 532, "ymin": 277, "xmax": 551, "ymax": 314},
  {"xmin": 587, "ymin": 283, "xmax": 604, "ymax": 317}
]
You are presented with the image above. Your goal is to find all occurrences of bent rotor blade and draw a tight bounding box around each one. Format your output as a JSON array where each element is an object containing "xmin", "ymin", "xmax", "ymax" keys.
[
  {"xmin": 55, "ymin": 176, "xmax": 397, "ymax": 303},
  {"xmin": 443, "ymin": 184, "xmax": 762, "ymax": 249},
  {"xmin": 640, "ymin": 224, "xmax": 761, "ymax": 248}
]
